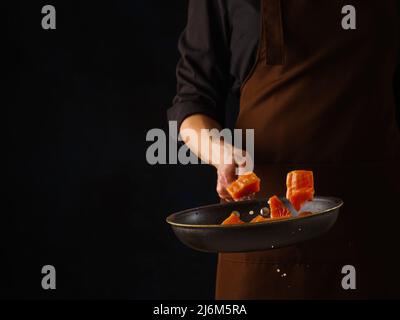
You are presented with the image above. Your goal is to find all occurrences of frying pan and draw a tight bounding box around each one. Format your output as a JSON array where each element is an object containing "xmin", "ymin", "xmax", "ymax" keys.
[{"xmin": 166, "ymin": 196, "xmax": 343, "ymax": 253}]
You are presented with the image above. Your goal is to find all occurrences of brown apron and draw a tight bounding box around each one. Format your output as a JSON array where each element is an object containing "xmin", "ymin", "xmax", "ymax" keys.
[{"xmin": 216, "ymin": 0, "xmax": 400, "ymax": 299}]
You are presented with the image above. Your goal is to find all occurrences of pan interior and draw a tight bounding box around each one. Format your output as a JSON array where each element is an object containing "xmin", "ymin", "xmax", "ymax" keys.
[{"xmin": 168, "ymin": 197, "xmax": 343, "ymax": 226}]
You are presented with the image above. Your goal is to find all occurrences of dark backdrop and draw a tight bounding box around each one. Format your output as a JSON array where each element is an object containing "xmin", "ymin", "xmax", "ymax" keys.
[{"xmin": 5, "ymin": 1, "xmax": 400, "ymax": 299}]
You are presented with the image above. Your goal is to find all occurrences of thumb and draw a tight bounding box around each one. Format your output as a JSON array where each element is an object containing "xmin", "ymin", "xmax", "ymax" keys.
[{"xmin": 234, "ymin": 150, "xmax": 254, "ymax": 176}]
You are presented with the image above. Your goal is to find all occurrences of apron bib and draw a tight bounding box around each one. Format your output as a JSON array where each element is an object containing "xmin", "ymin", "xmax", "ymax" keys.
[{"xmin": 216, "ymin": 0, "xmax": 400, "ymax": 299}]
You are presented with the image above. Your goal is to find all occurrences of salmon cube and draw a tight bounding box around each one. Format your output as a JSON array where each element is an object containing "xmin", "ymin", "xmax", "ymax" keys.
[
  {"xmin": 226, "ymin": 172, "xmax": 261, "ymax": 201},
  {"xmin": 286, "ymin": 170, "xmax": 314, "ymax": 211},
  {"xmin": 250, "ymin": 215, "xmax": 268, "ymax": 223},
  {"xmin": 268, "ymin": 195, "xmax": 292, "ymax": 219},
  {"xmin": 221, "ymin": 211, "xmax": 245, "ymax": 225}
]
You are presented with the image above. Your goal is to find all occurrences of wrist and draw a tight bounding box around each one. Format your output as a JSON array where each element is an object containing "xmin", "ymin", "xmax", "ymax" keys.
[{"xmin": 210, "ymin": 140, "xmax": 235, "ymax": 169}]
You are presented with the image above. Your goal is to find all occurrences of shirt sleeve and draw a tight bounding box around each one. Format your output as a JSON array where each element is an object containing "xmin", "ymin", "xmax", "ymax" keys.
[{"xmin": 167, "ymin": 0, "xmax": 232, "ymax": 131}]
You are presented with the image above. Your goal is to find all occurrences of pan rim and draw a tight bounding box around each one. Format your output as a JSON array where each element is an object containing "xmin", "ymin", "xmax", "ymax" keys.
[{"xmin": 166, "ymin": 196, "xmax": 343, "ymax": 229}]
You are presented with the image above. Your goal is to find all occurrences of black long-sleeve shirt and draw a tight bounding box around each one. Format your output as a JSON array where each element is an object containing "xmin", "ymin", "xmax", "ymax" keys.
[{"xmin": 167, "ymin": 0, "xmax": 261, "ymax": 130}]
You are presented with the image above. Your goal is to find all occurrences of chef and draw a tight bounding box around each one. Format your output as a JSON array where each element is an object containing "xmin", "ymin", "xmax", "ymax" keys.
[{"xmin": 168, "ymin": 0, "xmax": 400, "ymax": 299}]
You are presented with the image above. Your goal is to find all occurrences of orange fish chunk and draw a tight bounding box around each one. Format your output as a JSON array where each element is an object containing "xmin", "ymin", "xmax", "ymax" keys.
[
  {"xmin": 268, "ymin": 196, "xmax": 292, "ymax": 219},
  {"xmin": 226, "ymin": 172, "xmax": 261, "ymax": 201},
  {"xmin": 286, "ymin": 170, "xmax": 314, "ymax": 211},
  {"xmin": 221, "ymin": 211, "xmax": 245, "ymax": 225},
  {"xmin": 250, "ymin": 215, "xmax": 268, "ymax": 223}
]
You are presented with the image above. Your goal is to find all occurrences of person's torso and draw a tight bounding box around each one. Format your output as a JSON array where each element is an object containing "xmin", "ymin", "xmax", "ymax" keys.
[{"xmin": 233, "ymin": 0, "xmax": 400, "ymax": 164}]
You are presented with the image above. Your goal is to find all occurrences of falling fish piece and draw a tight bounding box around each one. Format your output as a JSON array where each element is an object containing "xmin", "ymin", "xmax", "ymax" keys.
[
  {"xmin": 226, "ymin": 172, "xmax": 261, "ymax": 201},
  {"xmin": 286, "ymin": 170, "xmax": 314, "ymax": 211}
]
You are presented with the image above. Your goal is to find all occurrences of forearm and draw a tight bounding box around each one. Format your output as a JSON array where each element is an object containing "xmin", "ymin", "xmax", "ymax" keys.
[{"xmin": 180, "ymin": 114, "xmax": 227, "ymax": 167}]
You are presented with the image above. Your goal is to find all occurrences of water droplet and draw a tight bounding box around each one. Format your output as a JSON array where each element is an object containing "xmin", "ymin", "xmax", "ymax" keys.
[
  {"xmin": 249, "ymin": 210, "xmax": 254, "ymax": 215},
  {"xmin": 260, "ymin": 207, "xmax": 270, "ymax": 217}
]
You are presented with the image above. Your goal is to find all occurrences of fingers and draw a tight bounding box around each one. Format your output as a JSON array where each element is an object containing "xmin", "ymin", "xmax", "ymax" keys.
[
  {"xmin": 216, "ymin": 164, "xmax": 236, "ymax": 201},
  {"xmin": 233, "ymin": 148, "xmax": 254, "ymax": 176},
  {"xmin": 216, "ymin": 182, "xmax": 233, "ymax": 202},
  {"xmin": 214, "ymin": 147, "xmax": 255, "ymax": 201},
  {"xmin": 218, "ymin": 162, "xmax": 237, "ymax": 182}
]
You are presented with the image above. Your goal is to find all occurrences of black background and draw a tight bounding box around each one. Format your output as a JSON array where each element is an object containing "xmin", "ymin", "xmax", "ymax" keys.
[{"xmin": 5, "ymin": 1, "xmax": 400, "ymax": 299}]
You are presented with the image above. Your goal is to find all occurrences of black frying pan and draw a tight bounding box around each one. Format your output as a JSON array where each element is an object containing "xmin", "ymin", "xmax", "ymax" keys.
[{"xmin": 166, "ymin": 196, "xmax": 343, "ymax": 253}]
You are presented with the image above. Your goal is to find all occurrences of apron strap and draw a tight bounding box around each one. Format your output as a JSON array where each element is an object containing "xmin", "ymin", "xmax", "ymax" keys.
[{"xmin": 261, "ymin": 0, "xmax": 285, "ymax": 65}]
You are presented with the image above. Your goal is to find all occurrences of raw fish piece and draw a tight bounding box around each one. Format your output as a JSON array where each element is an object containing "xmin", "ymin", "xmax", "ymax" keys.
[
  {"xmin": 268, "ymin": 196, "xmax": 292, "ymax": 219},
  {"xmin": 226, "ymin": 172, "xmax": 261, "ymax": 201},
  {"xmin": 250, "ymin": 215, "xmax": 268, "ymax": 223},
  {"xmin": 221, "ymin": 211, "xmax": 245, "ymax": 225},
  {"xmin": 286, "ymin": 170, "xmax": 314, "ymax": 211}
]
